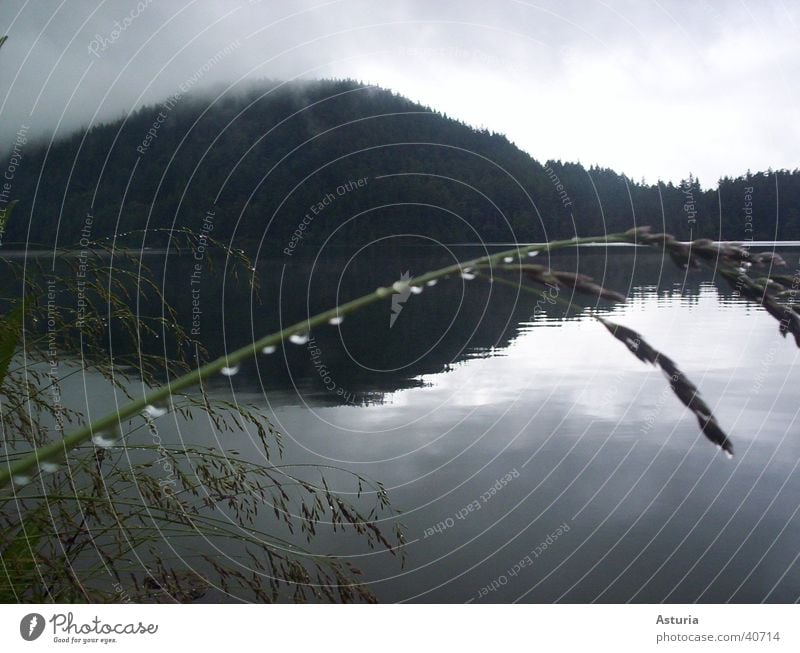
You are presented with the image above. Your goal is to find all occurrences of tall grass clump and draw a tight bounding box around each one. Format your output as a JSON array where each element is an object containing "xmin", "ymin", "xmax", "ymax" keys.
[{"xmin": 0, "ymin": 208, "xmax": 402, "ymax": 602}]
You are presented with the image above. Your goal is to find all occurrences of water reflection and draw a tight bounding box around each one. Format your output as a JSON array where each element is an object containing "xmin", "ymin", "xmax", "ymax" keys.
[
  {"xmin": 9, "ymin": 244, "xmax": 800, "ymax": 602},
  {"xmin": 162, "ymin": 244, "xmax": 784, "ymax": 406},
  {"xmin": 174, "ymin": 245, "xmax": 800, "ymax": 602}
]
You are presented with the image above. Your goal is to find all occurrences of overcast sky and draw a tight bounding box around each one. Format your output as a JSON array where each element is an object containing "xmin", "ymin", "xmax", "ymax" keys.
[{"xmin": 1, "ymin": 0, "xmax": 797, "ymax": 186}]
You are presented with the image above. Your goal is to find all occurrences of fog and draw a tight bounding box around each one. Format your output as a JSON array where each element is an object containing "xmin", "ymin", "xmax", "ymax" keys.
[{"xmin": 1, "ymin": 0, "xmax": 798, "ymax": 184}]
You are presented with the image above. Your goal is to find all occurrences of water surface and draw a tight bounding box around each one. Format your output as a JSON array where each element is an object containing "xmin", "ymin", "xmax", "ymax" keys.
[{"xmin": 12, "ymin": 243, "xmax": 800, "ymax": 602}]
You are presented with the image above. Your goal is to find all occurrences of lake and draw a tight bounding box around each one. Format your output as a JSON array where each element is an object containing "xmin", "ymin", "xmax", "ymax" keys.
[{"xmin": 8, "ymin": 241, "xmax": 800, "ymax": 602}]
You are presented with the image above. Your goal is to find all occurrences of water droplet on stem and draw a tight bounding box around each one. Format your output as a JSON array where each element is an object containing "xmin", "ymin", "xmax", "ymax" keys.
[
  {"xmin": 289, "ymin": 333, "xmax": 309, "ymax": 345},
  {"xmin": 92, "ymin": 432, "xmax": 118, "ymax": 449},
  {"xmin": 143, "ymin": 404, "xmax": 168, "ymax": 418}
]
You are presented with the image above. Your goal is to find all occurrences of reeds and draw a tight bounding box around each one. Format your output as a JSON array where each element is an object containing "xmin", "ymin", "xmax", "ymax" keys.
[{"xmin": 1, "ymin": 228, "xmax": 402, "ymax": 603}]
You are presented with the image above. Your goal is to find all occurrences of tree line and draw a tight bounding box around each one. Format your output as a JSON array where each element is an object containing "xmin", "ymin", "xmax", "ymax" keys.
[{"xmin": 3, "ymin": 79, "xmax": 799, "ymax": 251}]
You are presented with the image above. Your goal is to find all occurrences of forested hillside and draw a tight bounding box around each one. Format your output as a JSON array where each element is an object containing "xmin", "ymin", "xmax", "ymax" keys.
[{"xmin": 4, "ymin": 79, "xmax": 799, "ymax": 250}]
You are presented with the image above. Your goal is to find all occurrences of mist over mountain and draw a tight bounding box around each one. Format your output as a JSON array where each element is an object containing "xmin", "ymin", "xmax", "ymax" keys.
[{"xmin": 4, "ymin": 79, "xmax": 800, "ymax": 250}]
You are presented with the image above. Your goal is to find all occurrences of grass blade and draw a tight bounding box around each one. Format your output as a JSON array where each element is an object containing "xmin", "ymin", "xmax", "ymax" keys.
[{"xmin": 597, "ymin": 316, "xmax": 734, "ymax": 456}]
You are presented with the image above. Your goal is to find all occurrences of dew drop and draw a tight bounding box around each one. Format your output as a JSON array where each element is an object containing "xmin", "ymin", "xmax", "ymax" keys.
[
  {"xmin": 527, "ymin": 250, "xmax": 540, "ymax": 258},
  {"xmin": 41, "ymin": 462, "xmax": 61, "ymax": 474},
  {"xmin": 143, "ymin": 404, "xmax": 168, "ymax": 418},
  {"xmin": 289, "ymin": 333, "xmax": 309, "ymax": 345},
  {"xmin": 724, "ymin": 450, "xmax": 734, "ymax": 460},
  {"xmin": 503, "ymin": 256, "xmax": 514, "ymax": 263},
  {"xmin": 91, "ymin": 432, "xmax": 118, "ymax": 449},
  {"xmin": 12, "ymin": 475, "xmax": 31, "ymax": 486},
  {"xmin": 328, "ymin": 316, "xmax": 344, "ymax": 325},
  {"xmin": 392, "ymin": 280, "xmax": 409, "ymax": 293},
  {"xmin": 261, "ymin": 345, "xmax": 277, "ymax": 354},
  {"xmin": 426, "ymin": 279, "xmax": 438, "ymax": 287},
  {"xmin": 461, "ymin": 270, "xmax": 476, "ymax": 280},
  {"xmin": 409, "ymin": 285, "xmax": 423, "ymax": 295},
  {"xmin": 220, "ymin": 365, "xmax": 240, "ymax": 376}
]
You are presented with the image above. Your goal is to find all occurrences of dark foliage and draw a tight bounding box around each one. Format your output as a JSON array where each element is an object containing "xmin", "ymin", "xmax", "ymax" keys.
[{"xmin": 3, "ymin": 80, "xmax": 799, "ymax": 251}]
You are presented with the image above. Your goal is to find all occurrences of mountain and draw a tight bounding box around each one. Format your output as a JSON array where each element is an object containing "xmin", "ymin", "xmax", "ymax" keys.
[{"xmin": 3, "ymin": 79, "xmax": 800, "ymax": 249}]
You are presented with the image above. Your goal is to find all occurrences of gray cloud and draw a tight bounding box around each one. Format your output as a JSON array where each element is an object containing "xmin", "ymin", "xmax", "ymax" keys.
[{"xmin": 1, "ymin": 0, "xmax": 797, "ymax": 183}]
